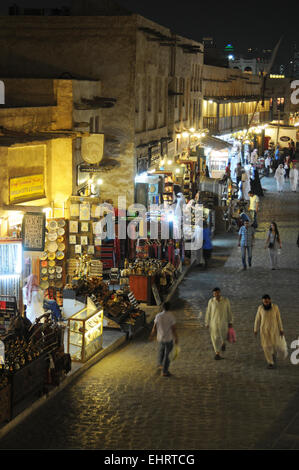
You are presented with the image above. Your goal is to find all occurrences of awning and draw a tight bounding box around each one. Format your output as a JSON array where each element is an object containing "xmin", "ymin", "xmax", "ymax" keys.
[{"xmin": 200, "ymin": 135, "xmax": 233, "ymax": 151}]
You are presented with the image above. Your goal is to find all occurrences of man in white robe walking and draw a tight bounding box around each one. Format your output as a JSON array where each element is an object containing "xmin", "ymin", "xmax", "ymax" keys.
[
  {"xmin": 254, "ymin": 294, "xmax": 284, "ymax": 369},
  {"xmin": 205, "ymin": 287, "xmax": 233, "ymax": 360},
  {"xmin": 289, "ymin": 163, "xmax": 298, "ymax": 192},
  {"xmin": 274, "ymin": 164, "xmax": 285, "ymax": 192}
]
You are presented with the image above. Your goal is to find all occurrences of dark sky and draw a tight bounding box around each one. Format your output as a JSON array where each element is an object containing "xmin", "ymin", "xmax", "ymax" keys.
[{"xmin": 0, "ymin": 0, "xmax": 298, "ymax": 62}]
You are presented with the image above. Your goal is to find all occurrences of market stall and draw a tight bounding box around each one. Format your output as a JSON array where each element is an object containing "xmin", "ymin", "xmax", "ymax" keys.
[
  {"xmin": 0, "ymin": 311, "xmax": 70, "ymax": 425},
  {"xmin": 63, "ymin": 275, "xmax": 146, "ymax": 341}
]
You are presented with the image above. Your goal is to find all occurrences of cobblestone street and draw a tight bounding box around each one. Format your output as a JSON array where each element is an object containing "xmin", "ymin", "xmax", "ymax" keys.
[{"xmin": 0, "ymin": 175, "xmax": 298, "ymax": 451}]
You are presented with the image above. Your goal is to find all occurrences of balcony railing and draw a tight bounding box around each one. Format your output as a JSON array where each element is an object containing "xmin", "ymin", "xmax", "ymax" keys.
[{"xmin": 203, "ymin": 111, "xmax": 271, "ymax": 134}]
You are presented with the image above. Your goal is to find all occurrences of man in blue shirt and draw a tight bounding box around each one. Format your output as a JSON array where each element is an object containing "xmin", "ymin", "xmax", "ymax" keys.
[{"xmin": 238, "ymin": 220, "xmax": 255, "ymax": 270}]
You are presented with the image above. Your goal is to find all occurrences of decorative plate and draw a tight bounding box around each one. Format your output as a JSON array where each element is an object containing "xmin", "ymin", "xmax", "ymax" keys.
[
  {"xmin": 48, "ymin": 268, "xmax": 55, "ymax": 274},
  {"xmin": 41, "ymin": 267, "xmax": 48, "ymax": 274},
  {"xmin": 47, "ymin": 241, "xmax": 58, "ymax": 253},
  {"xmin": 56, "ymin": 251, "xmax": 65, "ymax": 260},
  {"xmin": 57, "ymin": 219, "xmax": 66, "ymax": 228},
  {"xmin": 41, "ymin": 261, "xmax": 48, "ymax": 267},
  {"xmin": 57, "ymin": 228, "xmax": 65, "ymax": 236},
  {"xmin": 48, "ymin": 260, "xmax": 56, "ymax": 267},
  {"xmin": 57, "ymin": 236, "xmax": 64, "ymax": 243},
  {"xmin": 58, "ymin": 243, "xmax": 65, "ymax": 251},
  {"xmin": 48, "ymin": 253, "xmax": 56, "ymax": 261},
  {"xmin": 56, "ymin": 273, "xmax": 62, "ymax": 279},
  {"xmin": 39, "ymin": 252, "xmax": 48, "ymax": 260},
  {"xmin": 40, "ymin": 280, "xmax": 49, "ymax": 289},
  {"xmin": 48, "ymin": 220, "xmax": 58, "ymax": 230},
  {"xmin": 48, "ymin": 231, "xmax": 58, "ymax": 241},
  {"xmin": 55, "ymin": 266, "xmax": 63, "ymax": 273}
]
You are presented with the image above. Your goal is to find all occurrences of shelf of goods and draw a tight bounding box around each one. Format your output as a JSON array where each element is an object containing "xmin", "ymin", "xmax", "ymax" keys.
[
  {"xmin": 0, "ymin": 315, "xmax": 69, "ymax": 422},
  {"xmin": 67, "ymin": 306, "xmax": 103, "ymax": 363},
  {"xmin": 99, "ymin": 291, "xmax": 146, "ymax": 338},
  {"xmin": 63, "ymin": 277, "xmax": 146, "ymax": 339},
  {"xmin": 128, "ymin": 258, "xmax": 177, "ymax": 305},
  {"xmin": 40, "ymin": 218, "xmax": 68, "ymax": 306},
  {"xmin": 0, "ymin": 296, "xmax": 18, "ymax": 333}
]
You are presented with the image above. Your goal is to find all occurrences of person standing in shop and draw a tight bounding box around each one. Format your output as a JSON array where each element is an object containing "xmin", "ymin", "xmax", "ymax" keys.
[
  {"xmin": 254, "ymin": 295, "xmax": 285, "ymax": 369},
  {"xmin": 289, "ymin": 163, "xmax": 298, "ymax": 192},
  {"xmin": 238, "ymin": 220, "xmax": 255, "ymax": 270},
  {"xmin": 274, "ymin": 145, "xmax": 281, "ymax": 169},
  {"xmin": 202, "ymin": 221, "xmax": 213, "ymax": 269},
  {"xmin": 205, "ymin": 287, "xmax": 233, "ymax": 360},
  {"xmin": 248, "ymin": 190, "xmax": 259, "ymax": 228},
  {"xmin": 264, "ymin": 153, "xmax": 271, "ymax": 177},
  {"xmin": 149, "ymin": 302, "xmax": 178, "ymax": 377},
  {"xmin": 264, "ymin": 221, "xmax": 282, "ymax": 270},
  {"xmin": 22, "ymin": 274, "xmax": 45, "ymax": 324},
  {"xmin": 235, "ymin": 162, "xmax": 243, "ymax": 188}
]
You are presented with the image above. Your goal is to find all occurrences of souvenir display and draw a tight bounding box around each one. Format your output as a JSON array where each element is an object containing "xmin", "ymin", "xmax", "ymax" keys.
[
  {"xmin": 69, "ymin": 235, "xmax": 76, "ymax": 245},
  {"xmin": 87, "ymin": 245, "xmax": 95, "ymax": 255},
  {"xmin": 70, "ymin": 204, "xmax": 80, "ymax": 217},
  {"xmin": 79, "ymin": 203, "xmax": 90, "ymax": 221},
  {"xmin": 38, "ymin": 218, "xmax": 67, "ymax": 308},
  {"xmin": 69, "ymin": 221, "xmax": 78, "ymax": 233},
  {"xmin": 81, "ymin": 222, "xmax": 89, "ymax": 232},
  {"xmin": 80, "ymin": 236, "xmax": 88, "ymax": 246}
]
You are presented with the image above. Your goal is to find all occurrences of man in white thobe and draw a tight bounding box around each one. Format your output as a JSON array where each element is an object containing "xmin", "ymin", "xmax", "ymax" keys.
[
  {"xmin": 254, "ymin": 295, "xmax": 284, "ymax": 369},
  {"xmin": 205, "ymin": 288, "xmax": 233, "ymax": 360},
  {"xmin": 274, "ymin": 164, "xmax": 285, "ymax": 192},
  {"xmin": 289, "ymin": 163, "xmax": 298, "ymax": 192}
]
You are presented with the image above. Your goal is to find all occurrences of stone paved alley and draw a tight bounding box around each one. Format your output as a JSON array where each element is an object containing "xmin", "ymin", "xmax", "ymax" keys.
[{"xmin": 0, "ymin": 175, "xmax": 298, "ymax": 451}]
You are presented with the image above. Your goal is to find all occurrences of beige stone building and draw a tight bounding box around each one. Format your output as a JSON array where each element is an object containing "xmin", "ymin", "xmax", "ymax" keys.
[
  {"xmin": 0, "ymin": 5, "xmax": 293, "ymax": 208},
  {"xmin": 0, "ymin": 12, "xmax": 204, "ymax": 206},
  {"xmin": 0, "ymin": 78, "xmax": 102, "ymax": 232}
]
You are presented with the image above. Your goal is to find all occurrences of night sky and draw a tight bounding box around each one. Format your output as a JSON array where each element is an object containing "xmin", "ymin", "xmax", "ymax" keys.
[{"xmin": 0, "ymin": 0, "xmax": 298, "ymax": 64}]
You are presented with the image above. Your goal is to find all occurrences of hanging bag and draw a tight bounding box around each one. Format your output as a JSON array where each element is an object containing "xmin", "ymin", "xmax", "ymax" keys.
[
  {"xmin": 227, "ymin": 326, "xmax": 237, "ymax": 343},
  {"xmin": 276, "ymin": 335, "xmax": 288, "ymax": 360}
]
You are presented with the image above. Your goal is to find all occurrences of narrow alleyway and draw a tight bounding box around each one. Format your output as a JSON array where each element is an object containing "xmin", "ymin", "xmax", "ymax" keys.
[{"xmin": 0, "ymin": 175, "xmax": 298, "ymax": 450}]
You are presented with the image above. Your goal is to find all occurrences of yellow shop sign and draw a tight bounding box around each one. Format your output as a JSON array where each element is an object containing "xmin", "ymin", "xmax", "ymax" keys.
[{"xmin": 9, "ymin": 174, "xmax": 45, "ymax": 203}]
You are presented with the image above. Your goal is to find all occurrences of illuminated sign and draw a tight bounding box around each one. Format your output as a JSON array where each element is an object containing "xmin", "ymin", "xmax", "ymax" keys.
[{"xmin": 9, "ymin": 174, "xmax": 45, "ymax": 203}]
